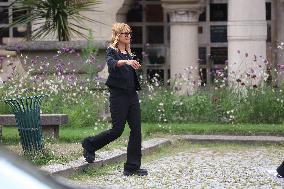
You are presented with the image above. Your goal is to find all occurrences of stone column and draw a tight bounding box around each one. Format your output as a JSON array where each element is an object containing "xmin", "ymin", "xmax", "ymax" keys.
[
  {"xmin": 162, "ymin": 0, "xmax": 205, "ymax": 95},
  {"xmin": 276, "ymin": 0, "xmax": 284, "ymax": 85},
  {"xmin": 227, "ymin": 0, "xmax": 267, "ymax": 88}
]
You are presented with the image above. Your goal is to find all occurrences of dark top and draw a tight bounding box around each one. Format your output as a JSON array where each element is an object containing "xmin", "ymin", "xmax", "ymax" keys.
[
  {"xmin": 105, "ymin": 47, "xmax": 141, "ymax": 91},
  {"xmin": 119, "ymin": 52, "xmax": 135, "ymax": 89}
]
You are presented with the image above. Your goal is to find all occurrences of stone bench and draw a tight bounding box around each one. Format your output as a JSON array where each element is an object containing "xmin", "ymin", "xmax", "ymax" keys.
[{"xmin": 0, "ymin": 114, "xmax": 68, "ymax": 139}]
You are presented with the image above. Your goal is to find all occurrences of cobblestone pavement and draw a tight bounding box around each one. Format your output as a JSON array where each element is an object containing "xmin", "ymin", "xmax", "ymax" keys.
[{"xmin": 70, "ymin": 144, "xmax": 284, "ymax": 189}]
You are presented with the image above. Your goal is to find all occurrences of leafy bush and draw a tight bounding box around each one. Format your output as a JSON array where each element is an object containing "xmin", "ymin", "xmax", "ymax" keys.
[{"xmin": 140, "ymin": 85, "xmax": 284, "ymax": 124}]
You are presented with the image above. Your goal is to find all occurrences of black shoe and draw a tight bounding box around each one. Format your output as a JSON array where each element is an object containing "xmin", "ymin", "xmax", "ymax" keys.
[
  {"xmin": 277, "ymin": 161, "xmax": 284, "ymax": 178},
  {"xmin": 277, "ymin": 174, "xmax": 284, "ymax": 178},
  {"xmin": 81, "ymin": 140, "xmax": 95, "ymax": 163},
  {"xmin": 123, "ymin": 168, "xmax": 148, "ymax": 176}
]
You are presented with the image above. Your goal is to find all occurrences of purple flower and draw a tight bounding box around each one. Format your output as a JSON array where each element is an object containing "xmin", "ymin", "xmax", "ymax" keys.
[
  {"xmin": 56, "ymin": 63, "xmax": 64, "ymax": 74},
  {"xmin": 93, "ymin": 76, "xmax": 103, "ymax": 81},
  {"xmin": 59, "ymin": 47, "xmax": 75, "ymax": 54},
  {"xmin": 216, "ymin": 70, "xmax": 223, "ymax": 76},
  {"xmin": 278, "ymin": 64, "xmax": 284, "ymax": 69}
]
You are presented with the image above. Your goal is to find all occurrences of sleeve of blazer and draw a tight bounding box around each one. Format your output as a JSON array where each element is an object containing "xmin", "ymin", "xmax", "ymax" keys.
[{"xmin": 106, "ymin": 47, "xmax": 118, "ymax": 71}]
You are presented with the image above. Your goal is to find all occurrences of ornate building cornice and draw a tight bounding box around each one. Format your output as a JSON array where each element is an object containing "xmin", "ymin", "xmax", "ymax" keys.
[{"xmin": 161, "ymin": 0, "xmax": 205, "ymax": 23}]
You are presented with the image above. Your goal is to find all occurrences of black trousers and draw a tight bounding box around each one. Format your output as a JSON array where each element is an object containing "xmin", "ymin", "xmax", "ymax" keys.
[
  {"xmin": 84, "ymin": 87, "xmax": 142, "ymax": 171},
  {"xmin": 277, "ymin": 161, "xmax": 284, "ymax": 176}
]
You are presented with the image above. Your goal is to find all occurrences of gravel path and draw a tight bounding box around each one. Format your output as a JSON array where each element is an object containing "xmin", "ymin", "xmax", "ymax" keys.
[{"xmin": 70, "ymin": 144, "xmax": 284, "ymax": 189}]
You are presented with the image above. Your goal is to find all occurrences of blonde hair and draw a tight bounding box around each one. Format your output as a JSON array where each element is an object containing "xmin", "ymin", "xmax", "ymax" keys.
[{"xmin": 109, "ymin": 23, "xmax": 132, "ymax": 54}]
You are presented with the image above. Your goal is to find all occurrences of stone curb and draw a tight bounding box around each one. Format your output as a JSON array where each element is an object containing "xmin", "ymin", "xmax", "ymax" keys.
[
  {"xmin": 41, "ymin": 138, "xmax": 171, "ymax": 177},
  {"xmin": 176, "ymin": 135, "xmax": 284, "ymax": 144}
]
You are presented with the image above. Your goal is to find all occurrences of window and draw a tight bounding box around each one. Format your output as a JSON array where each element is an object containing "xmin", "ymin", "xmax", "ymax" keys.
[
  {"xmin": 210, "ymin": 3, "xmax": 227, "ymax": 21},
  {"xmin": 145, "ymin": 47, "xmax": 166, "ymax": 64},
  {"xmin": 126, "ymin": 3, "xmax": 142, "ymax": 22},
  {"xmin": 199, "ymin": 47, "xmax": 207, "ymax": 65},
  {"xmin": 210, "ymin": 25, "xmax": 227, "ymax": 43},
  {"xmin": 267, "ymin": 23, "xmax": 271, "ymax": 42},
  {"xmin": 132, "ymin": 48, "xmax": 143, "ymax": 62},
  {"xmin": 266, "ymin": 2, "xmax": 271, "ymax": 20},
  {"xmin": 127, "ymin": 0, "xmax": 168, "ymax": 84},
  {"xmin": 145, "ymin": 4, "xmax": 163, "ymax": 22},
  {"xmin": 199, "ymin": 68, "xmax": 207, "ymax": 85},
  {"xmin": 198, "ymin": 1, "xmax": 229, "ymax": 86},
  {"xmin": 266, "ymin": 1, "xmax": 272, "ymax": 43},
  {"xmin": 131, "ymin": 26, "xmax": 142, "ymax": 44},
  {"xmin": 210, "ymin": 47, "xmax": 227, "ymax": 65},
  {"xmin": 0, "ymin": 7, "xmax": 8, "ymax": 24},
  {"xmin": 0, "ymin": 0, "xmax": 28, "ymax": 44},
  {"xmin": 147, "ymin": 26, "xmax": 164, "ymax": 44}
]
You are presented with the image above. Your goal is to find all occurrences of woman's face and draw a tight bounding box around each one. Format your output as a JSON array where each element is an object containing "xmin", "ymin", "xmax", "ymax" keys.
[{"xmin": 118, "ymin": 29, "xmax": 131, "ymax": 45}]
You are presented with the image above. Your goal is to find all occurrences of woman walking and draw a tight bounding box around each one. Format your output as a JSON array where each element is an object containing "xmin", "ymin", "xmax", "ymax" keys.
[{"xmin": 82, "ymin": 23, "xmax": 148, "ymax": 176}]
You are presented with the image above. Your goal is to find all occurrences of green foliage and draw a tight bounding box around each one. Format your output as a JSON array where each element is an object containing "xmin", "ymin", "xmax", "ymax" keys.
[
  {"xmin": 22, "ymin": 149, "xmax": 58, "ymax": 166},
  {"xmin": 81, "ymin": 29, "xmax": 99, "ymax": 78},
  {"xmin": 235, "ymin": 87, "xmax": 284, "ymax": 123},
  {"xmin": 41, "ymin": 91, "xmax": 106, "ymax": 127},
  {"xmin": 7, "ymin": 0, "xmax": 100, "ymax": 41},
  {"xmin": 81, "ymin": 29, "xmax": 98, "ymax": 59},
  {"xmin": 0, "ymin": 88, "xmax": 12, "ymax": 114},
  {"xmin": 140, "ymin": 86, "xmax": 284, "ymax": 124}
]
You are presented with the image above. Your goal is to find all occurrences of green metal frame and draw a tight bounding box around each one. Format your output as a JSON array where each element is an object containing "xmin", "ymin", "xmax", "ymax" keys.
[{"xmin": 4, "ymin": 95, "xmax": 46, "ymax": 153}]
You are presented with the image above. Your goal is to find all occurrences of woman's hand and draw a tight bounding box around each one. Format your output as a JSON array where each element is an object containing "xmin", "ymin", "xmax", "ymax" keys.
[{"xmin": 126, "ymin": 60, "xmax": 141, "ymax": 69}]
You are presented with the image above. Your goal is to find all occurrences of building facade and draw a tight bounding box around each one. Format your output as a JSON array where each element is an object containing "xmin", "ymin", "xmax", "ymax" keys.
[{"xmin": 0, "ymin": 0, "xmax": 284, "ymax": 92}]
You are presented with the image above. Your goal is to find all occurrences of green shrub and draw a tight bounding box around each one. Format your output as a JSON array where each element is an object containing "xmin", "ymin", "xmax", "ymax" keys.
[
  {"xmin": 235, "ymin": 87, "xmax": 284, "ymax": 123},
  {"xmin": 140, "ymin": 85, "xmax": 284, "ymax": 124},
  {"xmin": 41, "ymin": 91, "xmax": 107, "ymax": 127}
]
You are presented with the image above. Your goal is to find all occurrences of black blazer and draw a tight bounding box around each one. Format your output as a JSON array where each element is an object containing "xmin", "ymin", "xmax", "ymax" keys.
[{"xmin": 105, "ymin": 47, "xmax": 141, "ymax": 91}]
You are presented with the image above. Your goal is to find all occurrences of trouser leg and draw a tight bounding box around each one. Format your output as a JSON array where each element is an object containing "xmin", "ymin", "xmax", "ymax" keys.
[
  {"xmin": 277, "ymin": 161, "xmax": 284, "ymax": 177},
  {"xmin": 124, "ymin": 92, "xmax": 142, "ymax": 171},
  {"xmin": 84, "ymin": 91, "xmax": 128, "ymax": 152}
]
